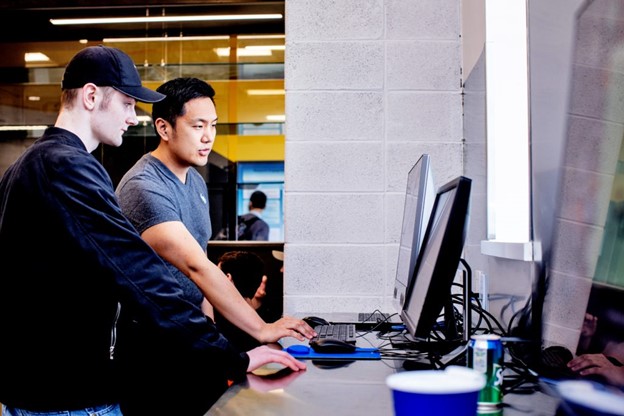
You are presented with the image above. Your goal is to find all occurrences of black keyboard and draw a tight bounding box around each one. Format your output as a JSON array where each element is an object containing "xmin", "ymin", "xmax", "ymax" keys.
[
  {"xmin": 536, "ymin": 346, "xmax": 577, "ymax": 380},
  {"xmin": 310, "ymin": 323, "xmax": 357, "ymax": 345}
]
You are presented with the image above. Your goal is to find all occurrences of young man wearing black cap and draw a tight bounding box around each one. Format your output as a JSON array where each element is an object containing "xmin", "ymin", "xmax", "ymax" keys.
[{"xmin": 0, "ymin": 46, "xmax": 306, "ymax": 416}]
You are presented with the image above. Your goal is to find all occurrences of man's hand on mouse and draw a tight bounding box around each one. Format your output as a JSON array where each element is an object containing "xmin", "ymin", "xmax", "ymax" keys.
[
  {"xmin": 257, "ymin": 316, "xmax": 317, "ymax": 343},
  {"xmin": 248, "ymin": 367, "xmax": 303, "ymax": 391},
  {"xmin": 247, "ymin": 345, "xmax": 307, "ymax": 374}
]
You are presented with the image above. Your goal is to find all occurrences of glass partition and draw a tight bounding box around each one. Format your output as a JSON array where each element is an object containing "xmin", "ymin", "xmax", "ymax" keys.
[
  {"xmin": 550, "ymin": 0, "xmax": 624, "ymax": 359},
  {"xmin": 0, "ymin": 14, "xmax": 286, "ymax": 241}
]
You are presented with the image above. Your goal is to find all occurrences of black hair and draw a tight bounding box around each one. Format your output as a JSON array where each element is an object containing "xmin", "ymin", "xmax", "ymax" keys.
[
  {"xmin": 152, "ymin": 77, "xmax": 216, "ymax": 133},
  {"xmin": 250, "ymin": 190, "xmax": 267, "ymax": 209},
  {"xmin": 218, "ymin": 251, "xmax": 265, "ymax": 299}
]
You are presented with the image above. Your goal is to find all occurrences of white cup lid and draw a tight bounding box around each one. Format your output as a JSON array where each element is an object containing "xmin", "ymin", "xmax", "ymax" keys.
[
  {"xmin": 557, "ymin": 380, "xmax": 624, "ymax": 415},
  {"xmin": 386, "ymin": 366, "xmax": 486, "ymax": 394}
]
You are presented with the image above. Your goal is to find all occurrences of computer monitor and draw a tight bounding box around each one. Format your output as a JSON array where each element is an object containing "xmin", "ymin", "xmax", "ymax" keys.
[
  {"xmin": 392, "ymin": 154, "xmax": 436, "ymax": 312},
  {"xmin": 400, "ymin": 176, "xmax": 472, "ymax": 341}
]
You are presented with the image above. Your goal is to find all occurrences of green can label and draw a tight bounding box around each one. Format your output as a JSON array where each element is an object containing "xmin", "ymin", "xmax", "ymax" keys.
[{"xmin": 468, "ymin": 334, "xmax": 503, "ymax": 408}]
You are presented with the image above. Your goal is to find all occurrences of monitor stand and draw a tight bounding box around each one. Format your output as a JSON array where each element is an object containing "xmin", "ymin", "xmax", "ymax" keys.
[{"xmin": 393, "ymin": 258, "xmax": 473, "ymax": 364}]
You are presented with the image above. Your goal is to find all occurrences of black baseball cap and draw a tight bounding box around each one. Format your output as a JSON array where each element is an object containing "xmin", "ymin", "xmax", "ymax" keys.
[{"xmin": 61, "ymin": 45, "xmax": 165, "ymax": 103}]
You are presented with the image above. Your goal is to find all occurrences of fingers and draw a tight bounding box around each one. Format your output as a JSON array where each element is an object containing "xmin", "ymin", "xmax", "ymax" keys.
[
  {"xmin": 292, "ymin": 318, "xmax": 316, "ymax": 338},
  {"xmin": 566, "ymin": 353, "xmax": 624, "ymax": 386},
  {"xmin": 247, "ymin": 346, "xmax": 307, "ymax": 373},
  {"xmin": 568, "ymin": 354, "xmax": 611, "ymax": 373},
  {"xmin": 276, "ymin": 316, "xmax": 316, "ymax": 339},
  {"xmin": 290, "ymin": 329, "xmax": 305, "ymax": 342},
  {"xmin": 277, "ymin": 351, "xmax": 307, "ymax": 371},
  {"xmin": 264, "ymin": 350, "xmax": 307, "ymax": 371}
]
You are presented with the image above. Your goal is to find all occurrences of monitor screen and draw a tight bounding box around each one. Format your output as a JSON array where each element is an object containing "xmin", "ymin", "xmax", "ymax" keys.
[
  {"xmin": 392, "ymin": 154, "xmax": 436, "ymax": 312},
  {"xmin": 401, "ymin": 176, "xmax": 472, "ymax": 340}
]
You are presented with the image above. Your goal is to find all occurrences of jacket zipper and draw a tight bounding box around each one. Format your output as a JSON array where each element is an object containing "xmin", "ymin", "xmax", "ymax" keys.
[{"xmin": 110, "ymin": 302, "xmax": 121, "ymax": 360}]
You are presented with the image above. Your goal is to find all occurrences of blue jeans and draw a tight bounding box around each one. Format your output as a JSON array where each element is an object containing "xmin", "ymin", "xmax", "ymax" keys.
[{"xmin": 2, "ymin": 403, "xmax": 122, "ymax": 416}]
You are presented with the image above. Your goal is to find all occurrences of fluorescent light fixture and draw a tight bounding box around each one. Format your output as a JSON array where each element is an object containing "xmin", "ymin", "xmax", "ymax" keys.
[
  {"xmin": 266, "ymin": 115, "xmax": 285, "ymax": 122},
  {"xmin": 103, "ymin": 35, "xmax": 229, "ymax": 43},
  {"xmin": 0, "ymin": 125, "xmax": 48, "ymax": 131},
  {"xmin": 245, "ymin": 45, "xmax": 285, "ymax": 51},
  {"xmin": 50, "ymin": 14, "xmax": 282, "ymax": 26},
  {"xmin": 247, "ymin": 89, "xmax": 285, "ymax": 96},
  {"xmin": 24, "ymin": 52, "xmax": 50, "ymax": 63},
  {"xmin": 215, "ymin": 47, "xmax": 272, "ymax": 57},
  {"xmin": 28, "ymin": 96, "xmax": 41, "ymax": 101},
  {"xmin": 238, "ymin": 34, "xmax": 285, "ymax": 40}
]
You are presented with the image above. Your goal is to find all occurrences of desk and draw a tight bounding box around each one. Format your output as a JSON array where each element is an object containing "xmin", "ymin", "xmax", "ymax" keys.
[{"xmin": 206, "ymin": 334, "xmax": 563, "ymax": 416}]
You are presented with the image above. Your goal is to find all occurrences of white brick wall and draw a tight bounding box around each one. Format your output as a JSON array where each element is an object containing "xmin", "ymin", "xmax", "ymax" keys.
[{"xmin": 284, "ymin": 0, "xmax": 464, "ymax": 315}]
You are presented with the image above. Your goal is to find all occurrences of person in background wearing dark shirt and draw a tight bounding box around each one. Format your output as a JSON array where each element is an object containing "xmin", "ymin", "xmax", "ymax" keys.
[{"xmin": 238, "ymin": 190, "xmax": 270, "ymax": 240}]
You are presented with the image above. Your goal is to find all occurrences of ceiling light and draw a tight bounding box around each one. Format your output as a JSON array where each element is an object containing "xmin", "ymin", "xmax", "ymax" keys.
[
  {"xmin": 266, "ymin": 115, "xmax": 285, "ymax": 122},
  {"xmin": 247, "ymin": 89, "xmax": 285, "ymax": 96},
  {"xmin": 0, "ymin": 125, "xmax": 48, "ymax": 131},
  {"xmin": 50, "ymin": 14, "xmax": 282, "ymax": 26},
  {"xmin": 28, "ymin": 96, "xmax": 41, "ymax": 101},
  {"xmin": 137, "ymin": 116, "xmax": 153, "ymax": 124},
  {"xmin": 24, "ymin": 52, "xmax": 50, "ymax": 63},
  {"xmin": 104, "ymin": 35, "xmax": 229, "ymax": 43},
  {"xmin": 245, "ymin": 45, "xmax": 285, "ymax": 51},
  {"xmin": 238, "ymin": 35, "xmax": 285, "ymax": 40}
]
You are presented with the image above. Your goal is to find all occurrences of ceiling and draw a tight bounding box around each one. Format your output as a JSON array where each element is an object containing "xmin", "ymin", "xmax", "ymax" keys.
[
  {"xmin": 0, "ymin": 1, "xmax": 285, "ymax": 43},
  {"xmin": 0, "ymin": 1, "xmax": 286, "ymax": 129}
]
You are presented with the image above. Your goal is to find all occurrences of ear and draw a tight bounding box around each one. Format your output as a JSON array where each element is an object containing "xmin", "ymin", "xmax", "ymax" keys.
[
  {"xmin": 154, "ymin": 118, "xmax": 169, "ymax": 140},
  {"xmin": 82, "ymin": 83, "xmax": 98, "ymax": 110}
]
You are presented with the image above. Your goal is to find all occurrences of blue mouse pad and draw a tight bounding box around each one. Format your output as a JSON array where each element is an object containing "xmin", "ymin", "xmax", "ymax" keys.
[{"xmin": 285, "ymin": 344, "xmax": 381, "ymax": 360}]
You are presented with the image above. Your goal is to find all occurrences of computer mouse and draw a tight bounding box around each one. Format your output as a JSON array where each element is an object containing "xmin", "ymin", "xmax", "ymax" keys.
[
  {"xmin": 302, "ymin": 316, "xmax": 329, "ymax": 327},
  {"xmin": 309, "ymin": 338, "xmax": 357, "ymax": 354}
]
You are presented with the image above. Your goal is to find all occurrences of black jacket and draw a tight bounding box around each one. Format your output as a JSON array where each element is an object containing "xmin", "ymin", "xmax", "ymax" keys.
[{"xmin": 0, "ymin": 128, "xmax": 248, "ymax": 411}]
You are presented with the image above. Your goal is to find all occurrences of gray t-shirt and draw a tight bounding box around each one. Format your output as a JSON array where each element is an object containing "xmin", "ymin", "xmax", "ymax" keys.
[{"xmin": 116, "ymin": 153, "xmax": 211, "ymax": 307}]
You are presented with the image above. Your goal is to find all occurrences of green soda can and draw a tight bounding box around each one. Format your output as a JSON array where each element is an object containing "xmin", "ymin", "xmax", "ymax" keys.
[{"xmin": 467, "ymin": 334, "xmax": 504, "ymax": 410}]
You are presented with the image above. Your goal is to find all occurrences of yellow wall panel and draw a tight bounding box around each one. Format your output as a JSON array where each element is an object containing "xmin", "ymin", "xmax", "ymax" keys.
[{"xmin": 213, "ymin": 135, "xmax": 284, "ymax": 162}]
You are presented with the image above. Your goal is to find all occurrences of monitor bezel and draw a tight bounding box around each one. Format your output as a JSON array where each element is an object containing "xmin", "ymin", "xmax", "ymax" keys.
[
  {"xmin": 392, "ymin": 154, "xmax": 436, "ymax": 311},
  {"xmin": 400, "ymin": 175, "xmax": 472, "ymax": 340}
]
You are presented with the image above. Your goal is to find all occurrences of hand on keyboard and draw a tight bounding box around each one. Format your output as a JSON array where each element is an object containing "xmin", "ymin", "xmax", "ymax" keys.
[{"xmin": 537, "ymin": 346, "xmax": 577, "ymax": 380}]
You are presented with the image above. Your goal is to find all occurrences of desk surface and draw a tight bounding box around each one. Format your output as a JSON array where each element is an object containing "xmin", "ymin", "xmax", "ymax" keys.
[{"xmin": 206, "ymin": 334, "xmax": 563, "ymax": 416}]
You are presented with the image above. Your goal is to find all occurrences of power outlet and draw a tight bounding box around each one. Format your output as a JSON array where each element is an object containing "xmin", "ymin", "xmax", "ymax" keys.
[{"xmin": 473, "ymin": 270, "xmax": 489, "ymax": 310}]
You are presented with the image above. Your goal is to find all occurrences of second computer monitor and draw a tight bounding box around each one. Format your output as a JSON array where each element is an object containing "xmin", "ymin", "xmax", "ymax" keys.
[
  {"xmin": 392, "ymin": 154, "xmax": 436, "ymax": 312},
  {"xmin": 400, "ymin": 176, "xmax": 472, "ymax": 340}
]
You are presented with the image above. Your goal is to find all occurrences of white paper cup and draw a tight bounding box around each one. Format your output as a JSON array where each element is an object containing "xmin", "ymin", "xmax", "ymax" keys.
[
  {"xmin": 386, "ymin": 366, "xmax": 486, "ymax": 416},
  {"xmin": 557, "ymin": 380, "xmax": 624, "ymax": 416}
]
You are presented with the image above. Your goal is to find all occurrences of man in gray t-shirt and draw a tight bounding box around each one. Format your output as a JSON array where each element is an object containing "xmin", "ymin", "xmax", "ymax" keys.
[
  {"xmin": 117, "ymin": 153, "xmax": 209, "ymax": 309},
  {"xmin": 115, "ymin": 77, "xmax": 313, "ymax": 415}
]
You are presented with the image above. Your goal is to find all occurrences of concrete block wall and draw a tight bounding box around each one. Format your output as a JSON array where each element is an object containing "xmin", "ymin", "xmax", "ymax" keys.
[{"xmin": 283, "ymin": 0, "xmax": 466, "ymax": 315}]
